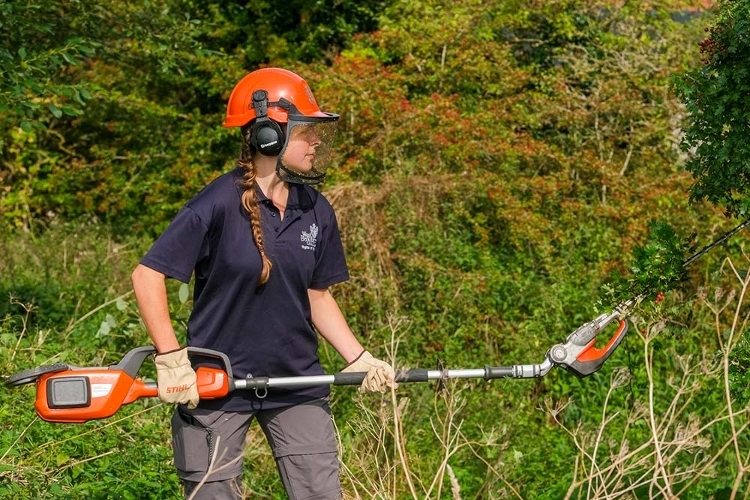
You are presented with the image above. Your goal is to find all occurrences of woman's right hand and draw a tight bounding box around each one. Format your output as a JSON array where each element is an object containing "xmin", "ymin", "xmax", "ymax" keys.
[{"xmin": 153, "ymin": 347, "xmax": 199, "ymax": 408}]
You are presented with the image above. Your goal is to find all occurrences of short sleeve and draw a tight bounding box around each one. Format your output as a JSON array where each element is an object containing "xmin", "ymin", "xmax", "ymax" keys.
[{"xmin": 140, "ymin": 206, "xmax": 209, "ymax": 283}]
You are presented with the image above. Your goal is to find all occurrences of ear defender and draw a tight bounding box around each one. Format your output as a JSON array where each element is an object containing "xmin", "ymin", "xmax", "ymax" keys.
[{"xmin": 249, "ymin": 90, "xmax": 284, "ymax": 156}]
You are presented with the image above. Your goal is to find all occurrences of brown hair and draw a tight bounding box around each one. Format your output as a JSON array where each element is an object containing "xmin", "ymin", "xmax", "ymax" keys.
[{"xmin": 238, "ymin": 125, "xmax": 272, "ymax": 285}]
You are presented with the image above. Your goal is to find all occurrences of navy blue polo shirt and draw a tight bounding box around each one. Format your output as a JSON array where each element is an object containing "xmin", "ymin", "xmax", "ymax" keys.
[{"xmin": 140, "ymin": 167, "xmax": 349, "ymax": 410}]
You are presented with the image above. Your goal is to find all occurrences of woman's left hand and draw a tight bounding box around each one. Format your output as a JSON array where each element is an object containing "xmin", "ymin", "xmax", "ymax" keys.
[{"xmin": 341, "ymin": 350, "xmax": 398, "ymax": 393}]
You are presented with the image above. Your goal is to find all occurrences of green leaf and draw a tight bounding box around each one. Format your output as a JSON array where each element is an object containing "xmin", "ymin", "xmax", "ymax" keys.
[
  {"xmin": 48, "ymin": 103, "xmax": 62, "ymax": 118},
  {"xmin": 61, "ymin": 105, "xmax": 82, "ymax": 117},
  {"xmin": 116, "ymin": 297, "xmax": 128, "ymax": 311},
  {"xmin": 56, "ymin": 453, "xmax": 69, "ymax": 467},
  {"xmin": 72, "ymin": 464, "xmax": 83, "ymax": 479},
  {"xmin": 178, "ymin": 283, "xmax": 189, "ymax": 304},
  {"xmin": 97, "ymin": 321, "xmax": 111, "ymax": 337},
  {"xmin": 62, "ymin": 52, "xmax": 78, "ymax": 65}
]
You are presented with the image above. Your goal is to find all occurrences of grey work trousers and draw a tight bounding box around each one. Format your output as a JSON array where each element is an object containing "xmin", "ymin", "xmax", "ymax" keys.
[{"xmin": 171, "ymin": 398, "xmax": 341, "ymax": 500}]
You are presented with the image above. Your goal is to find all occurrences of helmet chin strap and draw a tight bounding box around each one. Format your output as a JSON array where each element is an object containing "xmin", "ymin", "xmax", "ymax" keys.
[{"xmin": 275, "ymin": 160, "xmax": 326, "ymax": 185}]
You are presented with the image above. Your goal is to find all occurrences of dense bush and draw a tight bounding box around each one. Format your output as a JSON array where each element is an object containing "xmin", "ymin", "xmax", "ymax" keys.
[{"xmin": 673, "ymin": 0, "xmax": 750, "ymax": 217}]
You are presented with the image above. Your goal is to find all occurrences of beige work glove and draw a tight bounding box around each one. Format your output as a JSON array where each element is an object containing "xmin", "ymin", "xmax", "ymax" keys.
[
  {"xmin": 341, "ymin": 350, "xmax": 398, "ymax": 393},
  {"xmin": 153, "ymin": 347, "xmax": 199, "ymax": 409}
]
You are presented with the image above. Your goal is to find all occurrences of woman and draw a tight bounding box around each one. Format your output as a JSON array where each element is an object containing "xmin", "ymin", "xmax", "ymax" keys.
[{"xmin": 131, "ymin": 67, "xmax": 397, "ymax": 499}]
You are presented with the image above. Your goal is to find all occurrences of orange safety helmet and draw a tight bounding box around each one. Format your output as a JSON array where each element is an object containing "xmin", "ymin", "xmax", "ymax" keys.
[
  {"xmin": 224, "ymin": 68, "xmax": 339, "ymax": 184},
  {"xmin": 223, "ymin": 67, "xmax": 333, "ymax": 127}
]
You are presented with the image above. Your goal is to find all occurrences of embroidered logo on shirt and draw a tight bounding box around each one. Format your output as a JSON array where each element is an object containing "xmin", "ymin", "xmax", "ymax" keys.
[{"xmin": 301, "ymin": 223, "xmax": 318, "ymax": 251}]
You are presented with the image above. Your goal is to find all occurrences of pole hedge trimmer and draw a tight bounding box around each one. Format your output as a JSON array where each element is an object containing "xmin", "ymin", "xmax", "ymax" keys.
[
  {"xmin": 6, "ymin": 218, "xmax": 749, "ymax": 424},
  {"xmin": 3, "ymin": 337, "xmax": 618, "ymax": 424}
]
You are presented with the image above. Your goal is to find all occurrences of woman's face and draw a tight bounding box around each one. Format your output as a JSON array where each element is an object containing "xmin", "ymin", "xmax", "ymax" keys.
[
  {"xmin": 280, "ymin": 124, "xmax": 321, "ymax": 173},
  {"xmin": 276, "ymin": 119, "xmax": 337, "ymax": 183}
]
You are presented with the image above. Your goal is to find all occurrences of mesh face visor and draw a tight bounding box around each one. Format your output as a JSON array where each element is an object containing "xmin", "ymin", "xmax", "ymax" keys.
[{"xmin": 277, "ymin": 113, "xmax": 339, "ymax": 185}]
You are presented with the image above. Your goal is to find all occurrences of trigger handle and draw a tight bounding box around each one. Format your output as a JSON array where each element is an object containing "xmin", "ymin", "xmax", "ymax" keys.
[{"xmin": 548, "ymin": 319, "xmax": 629, "ymax": 377}]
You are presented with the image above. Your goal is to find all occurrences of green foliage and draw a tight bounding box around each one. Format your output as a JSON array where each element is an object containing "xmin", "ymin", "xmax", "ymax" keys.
[
  {"xmin": 598, "ymin": 220, "xmax": 692, "ymax": 308},
  {"xmin": 2, "ymin": 0, "xmax": 750, "ymax": 498},
  {"xmin": 0, "ymin": 220, "xmax": 142, "ymax": 331},
  {"xmin": 246, "ymin": 0, "xmax": 390, "ymax": 63},
  {"xmin": 0, "ymin": 0, "xmax": 395, "ymax": 234},
  {"xmin": 673, "ymin": 0, "xmax": 750, "ymax": 217},
  {"xmin": 0, "ymin": 0, "xmax": 99, "ymax": 142},
  {"xmin": 629, "ymin": 222, "xmax": 692, "ymax": 290},
  {"xmin": 0, "ymin": 0, "xmax": 229, "ymax": 232}
]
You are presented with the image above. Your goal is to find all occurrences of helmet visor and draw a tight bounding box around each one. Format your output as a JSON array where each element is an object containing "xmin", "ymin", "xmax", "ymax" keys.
[{"xmin": 278, "ymin": 114, "xmax": 339, "ymax": 184}]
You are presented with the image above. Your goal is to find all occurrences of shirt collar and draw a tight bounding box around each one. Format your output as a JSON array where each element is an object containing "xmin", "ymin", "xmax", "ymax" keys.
[{"xmin": 252, "ymin": 181, "xmax": 314, "ymax": 213}]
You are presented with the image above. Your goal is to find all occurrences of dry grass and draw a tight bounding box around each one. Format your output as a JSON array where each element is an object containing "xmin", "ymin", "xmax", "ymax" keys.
[
  {"xmin": 331, "ymin": 254, "xmax": 750, "ymax": 499},
  {"xmin": 550, "ymin": 252, "xmax": 750, "ymax": 500}
]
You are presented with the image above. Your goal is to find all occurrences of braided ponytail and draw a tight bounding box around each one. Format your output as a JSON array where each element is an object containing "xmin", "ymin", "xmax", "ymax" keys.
[{"xmin": 238, "ymin": 126, "xmax": 273, "ymax": 285}]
